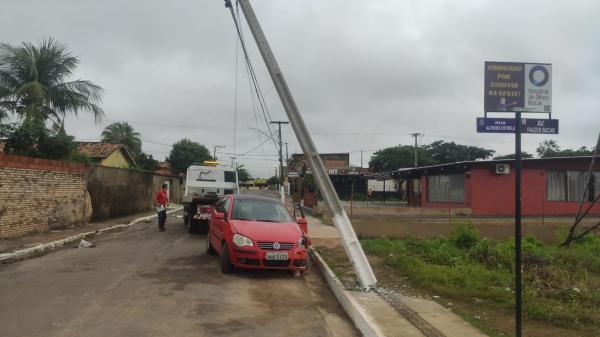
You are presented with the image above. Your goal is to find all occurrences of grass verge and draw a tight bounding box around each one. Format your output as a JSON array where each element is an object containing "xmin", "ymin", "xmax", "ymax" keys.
[{"xmin": 357, "ymin": 224, "xmax": 600, "ymax": 337}]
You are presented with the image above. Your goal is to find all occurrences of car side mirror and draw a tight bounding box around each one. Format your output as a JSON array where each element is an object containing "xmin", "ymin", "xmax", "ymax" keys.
[
  {"xmin": 214, "ymin": 212, "xmax": 225, "ymax": 220},
  {"xmin": 297, "ymin": 217, "xmax": 308, "ymax": 234}
]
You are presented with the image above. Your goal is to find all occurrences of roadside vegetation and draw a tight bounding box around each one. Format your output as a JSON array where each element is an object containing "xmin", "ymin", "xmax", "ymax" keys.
[{"xmin": 356, "ymin": 225, "xmax": 600, "ymax": 336}]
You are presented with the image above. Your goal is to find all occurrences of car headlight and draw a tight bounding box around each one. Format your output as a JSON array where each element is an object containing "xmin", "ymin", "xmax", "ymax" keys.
[
  {"xmin": 232, "ymin": 234, "xmax": 254, "ymax": 247},
  {"xmin": 297, "ymin": 236, "xmax": 307, "ymax": 248}
]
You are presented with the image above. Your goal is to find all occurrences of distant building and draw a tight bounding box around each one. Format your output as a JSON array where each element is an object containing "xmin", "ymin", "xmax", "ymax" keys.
[
  {"xmin": 287, "ymin": 153, "xmax": 370, "ymax": 206},
  {"xmin": 155, "ymin": 161, "xmax": 172, "ymax": 176},
  {"xmin": 77, "ymin": 142, "xmax": 136, "ymax": 168},
  {"xmin": 239, "ymin": 178, "xmax": 268, "ymax": 190},
  {"xmin": 288, "ymin": 153, "xmax": 350, "ymax": 174},
  {"xmin": 369, "ymin": 156, "xmax": 600, "ymax": 216}
]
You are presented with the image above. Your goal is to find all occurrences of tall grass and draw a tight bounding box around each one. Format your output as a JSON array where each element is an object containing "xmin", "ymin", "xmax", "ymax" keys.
[{"xmin": 361, "ymin": 225, "xmax": 600, "ymax": 331}]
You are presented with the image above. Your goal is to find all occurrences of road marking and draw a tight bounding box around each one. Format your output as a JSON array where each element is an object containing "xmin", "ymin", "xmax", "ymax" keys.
[{"xmin": 173, "ymin": 235, "xmax": 189, "ymax": 246}]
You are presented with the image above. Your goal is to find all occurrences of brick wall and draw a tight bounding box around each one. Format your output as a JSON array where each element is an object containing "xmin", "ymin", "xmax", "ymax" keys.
[{"xmin": 0, "ymin": 154, "xmax": 91, "ymax": 239}]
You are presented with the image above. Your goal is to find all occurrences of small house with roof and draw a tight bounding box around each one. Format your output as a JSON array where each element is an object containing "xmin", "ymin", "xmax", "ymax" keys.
[{"xmin": 77, "ymin": 142, "xmax": 136, "ymax": 169}]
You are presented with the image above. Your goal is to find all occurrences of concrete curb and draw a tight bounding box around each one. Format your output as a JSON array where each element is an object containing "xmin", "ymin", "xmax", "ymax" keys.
[
  {"xmin": 309, "ymin": 247, "xmax": 385, "ymax": 337},
  {"xmin": 0, "ymin": 207, "xmax": 183, "ymax": 264}
]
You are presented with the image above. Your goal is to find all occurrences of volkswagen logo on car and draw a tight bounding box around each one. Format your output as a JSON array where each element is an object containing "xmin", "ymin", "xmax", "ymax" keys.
[{"xmin": 272, "ymin": 242, "xmax": 281, "ymax": 250}]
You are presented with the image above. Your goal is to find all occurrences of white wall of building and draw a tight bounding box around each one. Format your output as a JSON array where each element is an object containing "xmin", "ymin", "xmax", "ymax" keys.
[{"xmin": 368, "ymin": 179, "xmax": 399, "ymax": 192}]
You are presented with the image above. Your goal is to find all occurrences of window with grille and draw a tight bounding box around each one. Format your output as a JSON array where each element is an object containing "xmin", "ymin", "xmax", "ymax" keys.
[
  {"xmin": 427, "ymin": 174, "xmax": 465, "ymax": 203},
  {"xmin": 547, "ymin": 171, "xmax": 599, "ymax": 202}
]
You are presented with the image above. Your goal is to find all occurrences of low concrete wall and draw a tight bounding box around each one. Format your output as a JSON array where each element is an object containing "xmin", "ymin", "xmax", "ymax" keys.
[
  {"xmin": 0, "ymin": 154, "xmax": 91, "ymax": 239},
  {"xmin": 87, "ymin": 166, "xmax": 184, "ymax": 221},
  {"xmin": 87, "ymin": 166, "xmax": 151, "ymax": 221}
]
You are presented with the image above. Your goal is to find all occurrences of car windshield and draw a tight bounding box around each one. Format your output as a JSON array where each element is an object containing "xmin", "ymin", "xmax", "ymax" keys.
[{"xmin": 231, "ymin": 199, "xmax": 294, "ymax": 223}]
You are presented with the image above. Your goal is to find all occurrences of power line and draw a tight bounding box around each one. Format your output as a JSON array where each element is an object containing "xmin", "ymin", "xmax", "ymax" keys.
[{"xmin": 227, "ymin": 2, "xmax": 276, "ymax": 146}]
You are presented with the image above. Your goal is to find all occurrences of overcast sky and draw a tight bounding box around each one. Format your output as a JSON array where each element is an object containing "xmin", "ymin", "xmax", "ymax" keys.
[{"xmin": 1, "ymin": 0, "xmax": 599, "ymax": 177}]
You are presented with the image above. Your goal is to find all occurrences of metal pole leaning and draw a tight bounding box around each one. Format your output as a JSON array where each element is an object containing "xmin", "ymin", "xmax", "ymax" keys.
[{"xmin": 234, "ymin": 0, "xmax": 377, "ymax": 289}]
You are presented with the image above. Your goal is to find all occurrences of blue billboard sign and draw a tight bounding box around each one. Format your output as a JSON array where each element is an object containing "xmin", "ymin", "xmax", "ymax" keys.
[
  {"xmin": 476, "ymin": 117, "xmax": 558, "ymax": 134},
  {"xmin": 484, "ymin": 62, "xmax": 552, "ymax": 113}
]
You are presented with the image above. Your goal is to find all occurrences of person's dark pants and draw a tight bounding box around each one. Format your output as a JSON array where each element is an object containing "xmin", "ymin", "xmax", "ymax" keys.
[{"xmin": 158, "ymin": 210, "xmax": 167, "ymax": 231}]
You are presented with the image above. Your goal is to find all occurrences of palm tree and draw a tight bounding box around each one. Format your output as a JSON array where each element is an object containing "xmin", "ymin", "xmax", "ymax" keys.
[
  {"xmin": 0, "ymin": 38, "xmax": 103, "ymax": 125},
  {"xmin": 536, "ymin": 139, "xmax": 560, "ymax": 158},
  {"xmin": 101, "ymin": 122, "xmax": 142, "ymax": 155}
]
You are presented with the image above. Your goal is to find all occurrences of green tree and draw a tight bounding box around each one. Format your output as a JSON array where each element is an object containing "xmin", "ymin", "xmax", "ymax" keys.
[
  {"xmin": 266, "ymin": 176, "xmax": 280, "ymax": 186},
  {"xmin": 426, "ymin": 141, "xmax": 495, "ymax": 163},
  {"xmin": 554, "ymin": 146, "xmax": 594, "ymax": 157},
  {"xmin": 0, "ymin": 38, "xmax": 103, "ymax": 125},
  {"xmin": 0, "ymin": 120, "xmax": 78, "ymax": 160},
  {"xmin": 136, "ymin": 152, "xmax": 159, "ymax": 171},
  {"xmin": 536, "ymin": 139, "xmax": 560, "ymax": 157},
  {"xmin": 168, "ymin": 138, "xmax": 211, "ymax": 175},
  {"xmin": 235, "ymin": 164, "xmax": 252, "ymax": 182},
  {"xmin": 369, "ymin": 145, "xmax": 433, "ymax": 172},
  {"xmin": 101, "ymin": 122, "xmax": 142, "ymax": 156},
  {"xmin": 536, "ymin": 140, "xmax": 594, "ymax": 158},
  {"xmin": 370, "ymin": 141, "xmax": 496, "ymax": 172}
]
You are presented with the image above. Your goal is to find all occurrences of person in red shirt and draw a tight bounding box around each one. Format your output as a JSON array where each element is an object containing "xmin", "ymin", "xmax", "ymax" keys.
[{"xmin": 155, "ymin": 183, "xmax": 169, "ymax": 232}]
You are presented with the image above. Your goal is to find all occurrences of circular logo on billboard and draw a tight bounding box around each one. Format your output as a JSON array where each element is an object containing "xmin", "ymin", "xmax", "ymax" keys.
[
  {"xmin": 273, "ymin": 242, "xmax": 281, "ymax": 250},
  {"xmin": 529, "ymin": 65, "xmax": 549, "ymax": 87}
]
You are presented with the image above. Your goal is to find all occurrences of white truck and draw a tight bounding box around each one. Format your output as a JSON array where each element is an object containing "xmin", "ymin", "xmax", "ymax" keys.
[{"xmin": 182, "ymin": 164, "xmax": 239, "ymax": 233}]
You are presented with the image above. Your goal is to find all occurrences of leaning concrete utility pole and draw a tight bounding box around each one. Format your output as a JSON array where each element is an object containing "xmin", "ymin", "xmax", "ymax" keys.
[{"xmin": 227, "ymin": 0, "xmax": 377, "ymax": 289}]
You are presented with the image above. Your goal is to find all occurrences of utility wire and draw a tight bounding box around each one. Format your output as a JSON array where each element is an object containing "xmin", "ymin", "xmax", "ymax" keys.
[
  {"xmin": 226, "ymin": 1, "xmax": 276, "ymax": 146},
  {"xmin": 237, "ymin": 133, "xmax": 277, "ymax": 157},
  {"xmin": 238, "ymin": 3, "xmax": 273, "ymax": 173}
]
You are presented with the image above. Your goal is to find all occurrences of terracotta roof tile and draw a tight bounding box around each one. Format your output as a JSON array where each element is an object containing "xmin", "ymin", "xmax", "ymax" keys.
[{"xmin": 76, "ymin": 142, "xmax": 124, "ymax": 159}]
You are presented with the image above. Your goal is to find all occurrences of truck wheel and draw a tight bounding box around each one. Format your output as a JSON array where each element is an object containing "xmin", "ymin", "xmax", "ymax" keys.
[
  {"xmin": 198, "ymin": 220, "xmax": 209, "ymax": 234},
  {"xmin": 187, "ymin": 220, "xmax": 197, "ymax": 234},
  {"xmin": 220, "ymin": 243, "xmax": 235, "ymax": 274},
  {"xmin": 206, "ymin": 231, "xmax": 216, "ymax": 255}
]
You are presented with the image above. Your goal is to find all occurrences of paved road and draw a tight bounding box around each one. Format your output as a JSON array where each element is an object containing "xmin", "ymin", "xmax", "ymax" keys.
[{"xmin": 0, "ymin": 213, "xmax": 358, "ymax": 337}]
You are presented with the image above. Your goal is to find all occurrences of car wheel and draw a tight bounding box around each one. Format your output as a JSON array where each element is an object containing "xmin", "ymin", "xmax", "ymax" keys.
[
  {"xmin": 206, "ymin": 231, "xmax": 216, "ymax": 255},
  {"xmin": 303, "ymin": 256, "xmax": 310, "ymax": 273},
  {"xmin": 220, "ymin": 243, "xmax": 235, "ymax": 274}
]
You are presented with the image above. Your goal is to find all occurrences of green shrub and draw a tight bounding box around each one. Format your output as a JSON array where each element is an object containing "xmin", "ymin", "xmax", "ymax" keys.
[
  {"xmin": 361, "ymin": 233, "xmax": 600, "ymax": 332},
  {"xmin": 450, "ymin": 223, "xmax": 480, "ymax": 250}
]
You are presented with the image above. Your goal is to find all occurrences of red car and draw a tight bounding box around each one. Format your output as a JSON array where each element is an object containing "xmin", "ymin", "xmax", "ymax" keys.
[{"xmin": 206, "ymin": 194, "xmax": 309, "ymax": 274}]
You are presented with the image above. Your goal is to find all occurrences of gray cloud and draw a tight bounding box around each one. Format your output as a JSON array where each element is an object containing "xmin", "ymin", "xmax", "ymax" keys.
[{"xmin": 1, "ymin": 0, "xmax": 598, "ymax": 176}]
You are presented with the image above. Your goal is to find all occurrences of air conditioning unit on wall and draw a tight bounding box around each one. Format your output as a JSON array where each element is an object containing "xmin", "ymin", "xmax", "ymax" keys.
[{"xmin": 496, "ymin": 164, "xmax": 510, "ymax": 175}]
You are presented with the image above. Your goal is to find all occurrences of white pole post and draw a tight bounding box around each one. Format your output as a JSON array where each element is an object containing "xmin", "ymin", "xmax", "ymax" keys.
[{"xmin": 234, "ymin": 0, "xmax": 377, "ymax": 289}]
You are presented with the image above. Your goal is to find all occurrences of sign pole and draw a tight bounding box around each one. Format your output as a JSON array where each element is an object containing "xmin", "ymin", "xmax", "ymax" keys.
[
  {"xmin": 482, "ymin": 61, "xmax": 553, "ymax": 337},
  {"xmin": 515, "ymin": 111, "xmax": 522, "ymax": 337}
]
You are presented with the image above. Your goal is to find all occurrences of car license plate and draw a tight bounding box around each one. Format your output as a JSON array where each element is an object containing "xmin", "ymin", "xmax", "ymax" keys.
[{"xmin": 266, "ymin": 252, "xmax": 288, "ymax": 261}]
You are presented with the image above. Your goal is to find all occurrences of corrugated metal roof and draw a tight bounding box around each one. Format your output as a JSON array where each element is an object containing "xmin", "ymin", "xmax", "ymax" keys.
[{"xmin": 367, "ymin": 156, "xmax": 597, "ymax": 180}]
